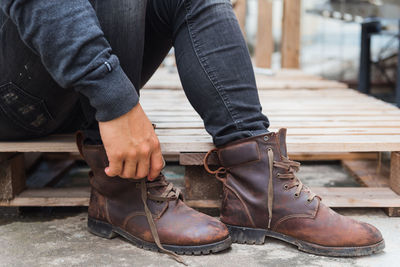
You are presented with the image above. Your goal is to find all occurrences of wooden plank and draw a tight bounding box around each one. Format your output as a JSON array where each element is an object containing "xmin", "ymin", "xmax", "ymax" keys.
[
  {"xmin": 143, "ymin": 68, "xmax": 337, "ymax": 90},
  {"xmin": 390, "ymin": 152, "xmax": 400, "ymax": 195},
  {"xmin": 1, "ymin": 134, "xmax": 400, "ymax": 153},
  {"xmin": 255, "ymin": 0, "xmax": 273, "ymax": 68},
  {"xmin": 315, "ymin": 187, "xmax": 400, "ymax": 207},
  {"xmin": 0, "ymin": 154, "xmax": 26, "ymax": 200},
  {"xmin": 276, "ymin": 152, "xmax": 378, "ymax": 161},
  {"xmin": 144, "ymin": 78, "xmax": 347, "ymax": 90},
  {"xmin": 155, "ymin": 128, "xmax": 400, "ymax": 137},
  {"xmin": 233, "ymin": 0, "xmax": 247, "ymax": 37},
  {"xmin": 146, "ymin": 108, "xmax": 397, "ymax": 115},
  {"xmin": 189, "ymin": 187, "xmax": 400, "ymax": 209},
  {"xmin": 181, "ymin": 152, "xmax": 379, "ymax": 166},
  {"xmin": 150, "ymin": 121, "xmax": 400, "ymax": 128},
  {"xmin": 385, "ymin": 208, "xmax": 400, "ymax": 216},
  {"xmin": 149, "ymin": 116, "xmax": 400, "ymax": 122},
  {"xmin": 0, "ymin": 88, "xmax": 398, "ymax": 153},
  {"xmin": 2, "ymin": 186, "xmax": 400, "ymax": 208},
  {"xmin": 0, "ymin": 187, "xmax": 90, "ymax": 207},
  {"xmin": 342, "ymin": 159, "xmax": 389, "ymax": 187},
  {"xmin": 281, "ymin": 0, "xmax": 301, "ymax": 68}
]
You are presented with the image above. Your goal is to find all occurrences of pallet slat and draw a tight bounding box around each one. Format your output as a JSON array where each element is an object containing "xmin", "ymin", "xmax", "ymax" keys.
[
  {"xmin": 2, "ymin": 187, "xmax": 400, "ymax": 208},
  {"xmin": 1, "ymin": 134, "xmax": 400, "ymax": 153}
]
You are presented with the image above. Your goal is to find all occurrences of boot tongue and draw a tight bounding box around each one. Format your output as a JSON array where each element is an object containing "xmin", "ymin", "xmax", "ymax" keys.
[
  {"xmin": 277, "ymin": 128, "xmax": 288, "ymax": 157},
  {"xmin": 146, "ymin": 174, "xmax": 171, "ymax": 195}
]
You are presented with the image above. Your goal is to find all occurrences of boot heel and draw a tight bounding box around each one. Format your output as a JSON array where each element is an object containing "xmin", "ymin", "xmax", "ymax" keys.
[
  {"xmin": 227, "ymin": 224, "xmax": 266, "ymax": 245},
  {"xmin": 88, "ymin": 217, "xmax": 118, "ymax": 239}
]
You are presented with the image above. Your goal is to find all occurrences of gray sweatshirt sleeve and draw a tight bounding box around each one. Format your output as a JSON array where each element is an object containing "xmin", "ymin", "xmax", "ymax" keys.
[{"xmin": 1, "ymin": 0, "xmax": 139, "ymax": 121}]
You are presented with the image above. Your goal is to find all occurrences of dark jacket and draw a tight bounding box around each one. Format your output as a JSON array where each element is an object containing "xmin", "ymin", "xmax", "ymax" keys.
[{"xmin": 0, "ymin": 0, "xmax": 138, "ymax": 121}]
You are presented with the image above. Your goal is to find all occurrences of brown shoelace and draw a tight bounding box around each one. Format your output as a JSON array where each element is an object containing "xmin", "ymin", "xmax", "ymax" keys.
[
  {"xmin": 140, "ymin": 178, "xmax": 187, "ymax": 265},
  {"xmin": 266, "ymin": 149, "xmax": 317, "ymax": 228}
]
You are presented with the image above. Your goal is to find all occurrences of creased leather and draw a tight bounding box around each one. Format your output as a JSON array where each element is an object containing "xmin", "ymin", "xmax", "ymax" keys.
[
  {"xmin": 78, "ymin": 137, "xmax": 230, "ymax": 247},
  {"xmin": 214, "ymin": 128, "xmax": 383, "ymax": 248}
]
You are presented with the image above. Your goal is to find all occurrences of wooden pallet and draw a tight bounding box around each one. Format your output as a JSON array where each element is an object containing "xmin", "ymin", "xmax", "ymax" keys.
[
  {"xmin": 1, "ymin": 74, "xmax": 400, "ymax": 215},
  {"xmin": 143, "ymin": 68, "xmax": 347, "ymax": 90}
]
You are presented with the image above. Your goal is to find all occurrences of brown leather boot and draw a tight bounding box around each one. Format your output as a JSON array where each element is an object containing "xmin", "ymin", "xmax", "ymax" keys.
[
  {"xmin": 76, "ymin": 132, "xmax": 231, "ymax": 262},
  {"xmin": 204, "ymin": 128, "xmax": 384, "ymax": 257}
]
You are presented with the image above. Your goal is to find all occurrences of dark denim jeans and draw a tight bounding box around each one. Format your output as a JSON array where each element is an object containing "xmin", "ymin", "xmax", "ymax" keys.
[{"xmin": 0, "ymin": 0, "xmax": 269, "ymax": 146}]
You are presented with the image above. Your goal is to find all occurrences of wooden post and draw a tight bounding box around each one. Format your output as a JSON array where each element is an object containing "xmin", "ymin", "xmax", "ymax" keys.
[
  {"xmin": 180, "ymin": 153, "xmax": 222, "ymax": 201},
  {"xmin": 0, "ymin": 153, "xmax": 26, "ymax": 200},
  {"xmin": 385, "ymin": 152, "xmax": 400, "ymax": 216},
  {"xmin": 183, "ymin": 166, "xmax": 222, "ymax": 201},
  {"xmin": 390, "ymin": 152, "xmax": 400, "ymax": 194},
  {"xmin": 281, "ymin": 0, "xmax": 301, "ymax": 68},
  {"xmin": 233, "ymin": 0, "xmax": 247, "ymax": 38},
  {"xmin": 255, "ymin": 0, "xmax": 274, "ymax": 68}
]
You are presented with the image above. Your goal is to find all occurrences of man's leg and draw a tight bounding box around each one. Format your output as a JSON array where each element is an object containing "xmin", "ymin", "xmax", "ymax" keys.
[
  {"xmin": 79, "ymin": 1, "xmax": 231, "ymax": 262},
  {"xmin": 147, "ymin": 0, "xmax": 384, "ymax": 257},
  {"xmin": 146, "ymin": 0, "xmax": 269, "ymax": 147}
]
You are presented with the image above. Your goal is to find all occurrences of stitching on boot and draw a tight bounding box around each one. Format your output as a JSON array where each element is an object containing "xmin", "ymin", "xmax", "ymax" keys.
[{"xmin": 224, "ymin": 183, "xmax": 256, "ymax": 228}]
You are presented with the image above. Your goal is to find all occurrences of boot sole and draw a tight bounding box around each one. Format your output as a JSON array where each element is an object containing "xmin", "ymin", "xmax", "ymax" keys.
[
  {"xmin": 88, "ymin": 217, "xmax": 232, "ymax": 255},
  {"xmin": 226, "ymin": 224, "xmax": 385, "ymax": 257}
]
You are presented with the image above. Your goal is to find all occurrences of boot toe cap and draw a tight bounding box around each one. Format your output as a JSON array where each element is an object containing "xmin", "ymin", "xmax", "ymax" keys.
[
  {"xmin": 357, "ymin": 221, "xmax": 384, "ymax": 246},
  {"xmin": 164, "ymin": 215, "xmax": 230, "ymax": 246},
  {"xmin": 156, "ymin": 202, "xmax": 230, "ymax": 246}
]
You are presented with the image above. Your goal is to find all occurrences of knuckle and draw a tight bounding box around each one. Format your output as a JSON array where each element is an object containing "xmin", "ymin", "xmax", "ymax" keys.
[
  {"xmin": 154, "ymin": 161, "xmax": 163, "ymax": 171},
  {"xmin": 152, "ymin": 163, "xmax": 163, "ymax": 172},
  {"xmin": 112, "ymin": 152, "xmax": 124, "ymax": 160},
  {"xmin": 152, "ymin": 138, "xmax": 160, "ymax": 148},
  {"xmin": 140, "ymin": 145, "xmax": 151, "ymax": 155},
  {"xmin": 128, "ymin": 150, "xmax": 137, "ymax": 158}
]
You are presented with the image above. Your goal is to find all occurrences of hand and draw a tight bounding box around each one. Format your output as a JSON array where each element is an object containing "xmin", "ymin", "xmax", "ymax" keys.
[{"xmin": 98, "ymin": 103, "xmax": 163, "ymax": 180}]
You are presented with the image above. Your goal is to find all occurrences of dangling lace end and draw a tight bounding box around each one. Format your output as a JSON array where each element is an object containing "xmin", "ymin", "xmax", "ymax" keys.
[
  {"xmin": 268, "ymin": 217, "xmax": 272, "ymax": 229},
  {"xmin": 171, "ymin": 254, "xmax": 188, "ymax": 266},
  {"xmin": 159, "ymin": 247, "xmax": 187, "ymax": 266},
  {"xmin": 140, "ymin": 179, "xmax": 187, "ymax": 266}
]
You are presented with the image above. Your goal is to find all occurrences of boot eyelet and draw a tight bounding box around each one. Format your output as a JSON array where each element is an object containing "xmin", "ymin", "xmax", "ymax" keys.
[
  {"xmin": 263, "ymin": 136, "xmax": 269, "ymax": 142},
  {"xmin": 306, "ymin": 199, "xmax": 313, "ymax": 204},
  {"xmin": 283, "ymin": 184, "xmax": 289, "ymax": 190},
  {"xmin": 294, "ymin": 193, "xmax": 300, "ymax": 198}
]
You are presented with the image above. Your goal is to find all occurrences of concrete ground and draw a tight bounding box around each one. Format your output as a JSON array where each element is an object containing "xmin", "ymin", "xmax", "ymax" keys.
[{"xmin": 1, "ymin": 162, "xmax": 399, "ymax": 267}]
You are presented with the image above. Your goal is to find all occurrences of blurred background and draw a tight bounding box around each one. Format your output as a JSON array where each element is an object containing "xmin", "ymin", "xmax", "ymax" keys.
[{"xmin": 241, "ymin": 0, "xmax": 400, "ymax": 104}]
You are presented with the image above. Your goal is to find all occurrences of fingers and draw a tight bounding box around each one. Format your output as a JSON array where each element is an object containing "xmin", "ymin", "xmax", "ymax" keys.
[
  {"xmin": 103, "ymin": 136, "xmax": 162, "ymax": 179},
  {"xmin": 105, "ymin": 159, "xmax": 123, "ymax": 177},
  {"xmin": 120, "ymin": 159, "xmax": 137, "ymax": 179},
  {"xmin": 148, "ymin": 149, "xmax": 164, "ymax": 181},
  {"xmin": 135, "ymin": 157, "xmax": 150, "ymax": 179}
]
